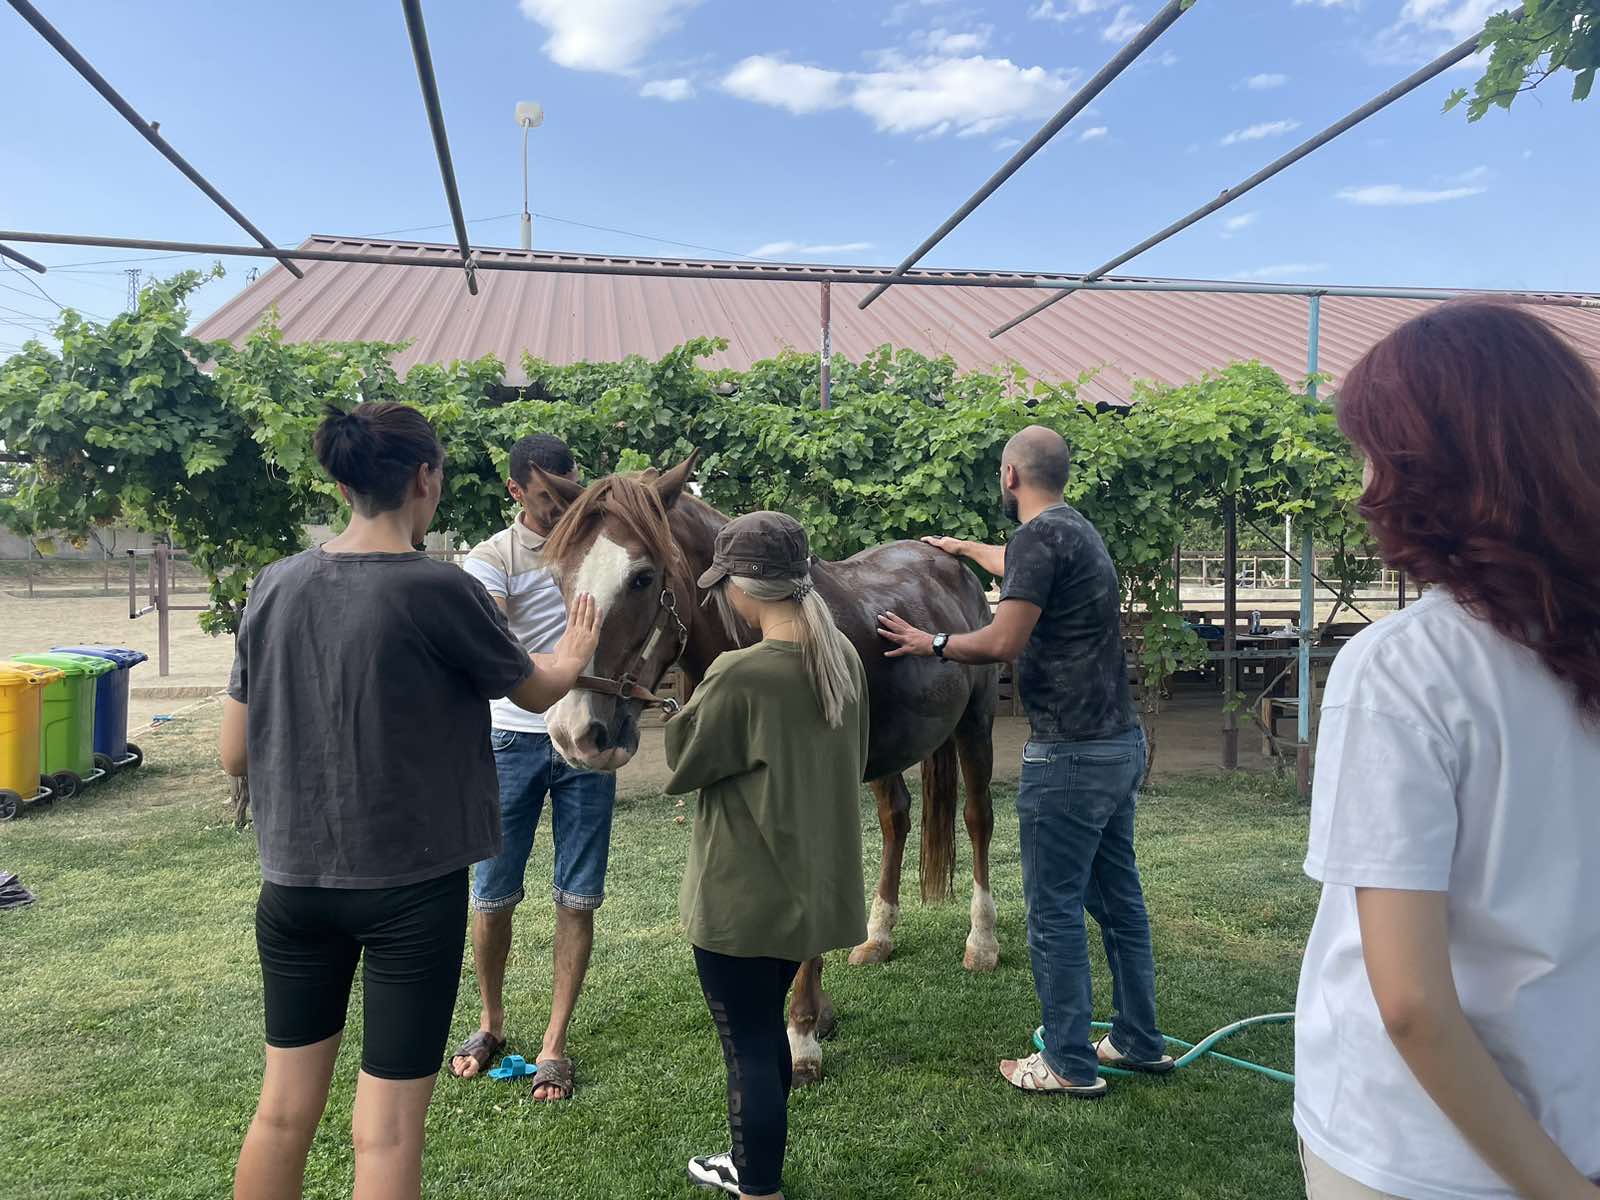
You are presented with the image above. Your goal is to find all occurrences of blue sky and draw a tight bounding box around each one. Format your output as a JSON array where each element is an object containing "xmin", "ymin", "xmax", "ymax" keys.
[{"xmin": 1, "ymin": 0, "xmax": 1592, "ymax": 354}]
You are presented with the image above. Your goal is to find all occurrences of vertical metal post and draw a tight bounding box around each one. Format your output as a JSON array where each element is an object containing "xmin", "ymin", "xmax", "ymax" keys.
[
  {"xmin": 1397, "ymin": 568, "xmax": 1407, "ymax": 610},
  {"xmin": 1172, "ymin": 544, "xmax": 1182, "ymax": 617},
  {"xmin": 819, "ymin": 282, "xmax": 832, "ymax": 410},
  {"xmin": 127, "ymin": 550, "xmax": 136, "ymax": 618},
  {"xmin": 155, "ymin": 543, "xmax": 170, "ymax": 677},
  {"xmin": 25, "ymin": 550, "xmax": 33, "ymax": 599},
  {"xmin": 1223, "ymin": 497, "xmax": 1239, "ymax": 770},
  {"xmin": 1298, "ymin": 295, "xmax": 1321, "ymax": 798}
]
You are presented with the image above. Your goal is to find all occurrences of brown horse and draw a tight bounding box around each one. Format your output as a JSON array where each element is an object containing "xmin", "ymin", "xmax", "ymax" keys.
[{"xmin": 535, "ymin": 454, "xmax": 998, "ymax": 1083}]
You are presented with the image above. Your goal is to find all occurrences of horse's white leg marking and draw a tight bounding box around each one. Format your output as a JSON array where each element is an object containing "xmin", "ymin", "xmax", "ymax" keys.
[
  {"xmin": 964, "ymin": 884, "xmax": 999, "ymax": 972},
  {"xmin": 849, "ymin": 894, "xmax": 899, "ymax": 965},
  {"xmin": 788, "ymin": 1023, "xmax": 823, "ymax": 1081}
]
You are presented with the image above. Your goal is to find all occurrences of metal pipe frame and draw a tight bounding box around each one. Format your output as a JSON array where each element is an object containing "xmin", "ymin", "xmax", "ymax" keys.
[
  {"xmin": 4, "ymin": 230, "xmax": 1598, "ymax": 306},
  {"xmin": 0, "ymin": 243, "xmax": 47, "ymax": 273},
  {"xmin": 987, "ymin": 5, "xmax": 1528, "ymax": 338},
  {"xmin": 400, "ymin": 0, "xmax": 479, "ymax": 296},
  {"xmin": 1298, "ymin": 296, "xmax": 1320, "ymax": 798},
  {"xmin": 858, "ymin": 0, "xmax": 1195, "ymax": 310},
  {"xmin": 5, "ymin": 0, "xmax": 304, "ymax": 279}
]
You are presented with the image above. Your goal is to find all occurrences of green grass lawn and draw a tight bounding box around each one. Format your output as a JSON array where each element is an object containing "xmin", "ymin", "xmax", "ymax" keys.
[{"xmin": 0, "ymin": 707, "xmax": 1317, "ymax": 1200}]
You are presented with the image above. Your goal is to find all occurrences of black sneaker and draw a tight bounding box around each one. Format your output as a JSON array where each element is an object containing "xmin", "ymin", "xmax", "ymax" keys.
[{"xmin": 687, "ymin": 1151, "xmax": 740, "ymax": 1196}]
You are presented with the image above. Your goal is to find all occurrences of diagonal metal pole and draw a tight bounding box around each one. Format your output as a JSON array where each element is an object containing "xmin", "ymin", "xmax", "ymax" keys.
[
  {"xmin": 400, "ymin": 0, "xmax": 478, "ymax": 296},
  {"xmin": 988, "ymin": 5, "xmax": 1526, "ymax": 338},
  {"xmin": 6, "ymin": 0, "xmax": 303, "ymax": 279},
  {"xmin": 857, "ymin": 0, "xmax": 1197, "ymax": 310},
  {"xmin": 0, "ymin": 243, "xmax": 47, "ymax": 273}
]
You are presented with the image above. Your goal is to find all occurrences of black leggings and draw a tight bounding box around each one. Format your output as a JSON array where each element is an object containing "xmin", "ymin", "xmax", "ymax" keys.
[
  {"xmin": 693, "ymin": 947, "xmax": 801, "ymax": 1198},
  {"xmin": 255, "ymin": 868, "xmax": 467, "ymax": 1080}
]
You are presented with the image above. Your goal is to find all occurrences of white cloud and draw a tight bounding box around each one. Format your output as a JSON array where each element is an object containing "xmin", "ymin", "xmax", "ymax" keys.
[
  {"xmin": 640, "ymin": 77, "xmax": 694, "ymax": 102},
  {"xmin": 1220, "ymin": 119, "xmax": 1302, "ymax": 145},
  {"xmin": 1079, "ymin": 125, "xmax": 1109, "ymax": 141},
  {"xmin": 1233, "ymin": 262, "xmax": 1330, "ymax": 281},
  {"xmin": 1244, "ymin": 72, "xmax": 1288, "ymax": 89},
  {"xmin": 722, "ymin": 56, "xmax": 849, "ymax": 114},
  {"xmin": 916, "ymin": 26, "xmax": 992, "ymax": 54},
  {"xmin": 1371, "ymin": 0, "xmax": 1501, "ymax": 65},
  {"xmin": 725, "ymin": 52, "xmax": 1081, "ymax": 138},
  {"xmin": 1029, "ymin": 0, "xmax": 1116, "ymax": 20},
  {"xmin": 1449, "ymin": 164, "xmax": 1490, "ymax": 183},
  {"xmin": 1336, "ymin": 183, "xmax": 1487, "ymax": 206},
  {"xmin": 1102, "ymin": 4, "xmax": 1144, "ymax": 41},
  {"xmin": 748, "ymin": 241, "xmax": 874, "ymax": 259},
  {"xmin": 995, "ymin": 136, "xmax": 1023, "ymax": 151},
  {"xmin": 1155, "ymin": 50, "xmax": 1180, "ymax": 66},
  {"xmin": 518, "ymin": 0, "xmax": 699, "ymax": 74},
  {"xmin": 1294, "ymin": 0, "xmax": 1357, "ymax": 6},
  {"xmin": 1219, "ymin": 211, "xmax": 1259, "ymax": 238}
]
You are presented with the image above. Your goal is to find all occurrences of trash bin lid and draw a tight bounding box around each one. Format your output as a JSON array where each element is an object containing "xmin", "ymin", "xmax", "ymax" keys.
[
  {"xmin": 9, "ymin": 651, "xmax": 117, "ymax": 677},
  {"xmin": 0, "ymin": 662, "xmax": 65, "ymax": 689},
  {"xmin": 49, "ymin": 645, "xmax": 149, "ymax": 670}
]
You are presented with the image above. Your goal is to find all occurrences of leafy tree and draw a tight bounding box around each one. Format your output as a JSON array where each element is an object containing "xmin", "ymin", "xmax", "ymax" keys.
[{"xmin": 1448, "ymin": 0, "xmax": 1599, "ymax": 118}]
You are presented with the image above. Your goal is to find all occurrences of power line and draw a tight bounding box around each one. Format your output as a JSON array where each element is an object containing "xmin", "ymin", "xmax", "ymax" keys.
[{"xmin": 2, "ymin": 258, "xmax": 66, "ymax": 313}]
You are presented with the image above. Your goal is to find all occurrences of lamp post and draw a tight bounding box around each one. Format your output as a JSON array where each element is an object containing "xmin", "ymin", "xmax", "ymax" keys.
[{"xmin": 516, "ymin": 101, "xmax": 544, "ymax": 250}]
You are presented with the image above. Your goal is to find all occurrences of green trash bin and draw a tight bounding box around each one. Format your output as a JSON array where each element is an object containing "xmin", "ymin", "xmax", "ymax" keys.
[{"xmin": 7, "ymin": 652, "xmax": 116, "ymax": 799}]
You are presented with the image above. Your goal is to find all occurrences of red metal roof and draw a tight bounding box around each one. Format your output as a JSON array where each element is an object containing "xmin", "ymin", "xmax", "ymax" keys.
[{"xmin": 191, "ymin": 235, "xmax": 1600, "ymax": 407}]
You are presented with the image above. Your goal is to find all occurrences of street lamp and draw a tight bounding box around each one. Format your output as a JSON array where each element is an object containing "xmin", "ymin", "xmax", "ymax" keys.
[{"xmin": 516, "ymin": 101, "xmax": 544, "ymax": 250}]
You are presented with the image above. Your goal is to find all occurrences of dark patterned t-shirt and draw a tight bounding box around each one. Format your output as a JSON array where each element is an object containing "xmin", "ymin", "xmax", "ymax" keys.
[{"xmin": 999, "ymin": 504, "xmax": 1136, "ymax": 743}]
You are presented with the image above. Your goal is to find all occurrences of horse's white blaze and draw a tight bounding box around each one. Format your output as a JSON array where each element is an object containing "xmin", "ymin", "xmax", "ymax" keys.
[
  {"xmin": 965, "ymin": 884, "xmax": 999, "ymax": 969},
  {"xmin": 546, "ymin": 534, "xmax": 637, "ymax": 768},
  {"xmin": 788, "ymin": 1025, "xmax": 822, "ymax": 1069},
  {"xmin": 865, "ymin": 895, "xmax": 899, "ymax": 949}
]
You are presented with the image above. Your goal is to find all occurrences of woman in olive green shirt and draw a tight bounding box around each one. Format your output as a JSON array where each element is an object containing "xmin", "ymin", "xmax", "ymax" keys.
[{"xmin": 666, "ymin": 511, "xmax": 868, "ymax": 1200}]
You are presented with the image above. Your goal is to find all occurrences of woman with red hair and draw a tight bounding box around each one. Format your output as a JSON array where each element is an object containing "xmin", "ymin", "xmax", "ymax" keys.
[{"xmin": 1295, "ymin": 301, "xmax": 1600, "ymax": 1200}]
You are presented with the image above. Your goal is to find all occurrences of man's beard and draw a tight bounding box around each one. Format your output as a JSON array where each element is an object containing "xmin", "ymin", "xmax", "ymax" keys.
[{"xmin": 1002, "ymin": 490, "xmax": 1019, "ymax": 522}]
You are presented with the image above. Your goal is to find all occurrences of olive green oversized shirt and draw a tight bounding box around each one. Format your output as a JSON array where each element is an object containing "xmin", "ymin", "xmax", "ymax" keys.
[{"xmin": 664, "ymin": 638, "xmax": 869, "ymax": 963}]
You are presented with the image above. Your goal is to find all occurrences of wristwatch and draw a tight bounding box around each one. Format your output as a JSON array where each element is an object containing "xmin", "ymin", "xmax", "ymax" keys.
[{"xmin": 932, "ymin": 633, "xmax": 950, "ymax": 660}]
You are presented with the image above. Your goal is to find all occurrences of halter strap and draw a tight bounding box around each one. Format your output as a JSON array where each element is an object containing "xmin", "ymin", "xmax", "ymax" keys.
[{"xmin": 572, "ymin": 582, "xmax": 689, "ymax": 715}]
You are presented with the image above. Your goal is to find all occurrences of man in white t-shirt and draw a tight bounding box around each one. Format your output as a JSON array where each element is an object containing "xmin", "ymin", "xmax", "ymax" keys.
[{"xmin": 448, "ymin": 434, "xmax": 616, "ymax": 1102}]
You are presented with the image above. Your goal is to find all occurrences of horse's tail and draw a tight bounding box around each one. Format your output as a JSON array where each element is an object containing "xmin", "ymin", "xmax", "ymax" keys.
[{"xmin": 919, "ymin": 737, "xmax": 960, "ymax": 903}]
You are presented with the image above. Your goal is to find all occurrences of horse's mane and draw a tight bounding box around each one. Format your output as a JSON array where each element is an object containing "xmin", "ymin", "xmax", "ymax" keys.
[{"xmin": 542, "ymin": 471, "xmax": 680, "ymax": 574}]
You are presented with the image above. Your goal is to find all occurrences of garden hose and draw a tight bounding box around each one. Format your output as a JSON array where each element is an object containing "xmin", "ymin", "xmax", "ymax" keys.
[{"xmin": 1032, "ymin": 1012, "xmax": 1295, "ymax": 1084}]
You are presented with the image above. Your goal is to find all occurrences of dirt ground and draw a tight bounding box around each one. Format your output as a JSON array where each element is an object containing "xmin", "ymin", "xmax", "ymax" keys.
[{"xmin": 0, "ymin": 592, "xmax": 1280, "ymax": 791}]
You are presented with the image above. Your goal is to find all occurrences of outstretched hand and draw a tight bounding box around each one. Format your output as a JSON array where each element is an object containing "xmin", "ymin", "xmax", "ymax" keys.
[
  {"xmin": 921, "ymin": 536, "xmax": 963, "ymax": 557},
  {"xmin": 553, "ymin": 593, "xmax": 601, "ymax": 669},
  {"xmin": 877, "ymin": 610, "xmax": 934, "ymax": 658}
]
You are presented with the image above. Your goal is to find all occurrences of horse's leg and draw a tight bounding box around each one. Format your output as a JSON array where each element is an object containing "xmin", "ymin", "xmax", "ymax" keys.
[
  {"xmin": 957, "ymin": 709, "xmax": 999, "ymax": 973},
  {"xmin": 850, "ymin": 774, "xmax": 910, "ymax": 965},
  {"xmin": 787, "ymin": 956, "xmax": 828, "ymax": 1086}
]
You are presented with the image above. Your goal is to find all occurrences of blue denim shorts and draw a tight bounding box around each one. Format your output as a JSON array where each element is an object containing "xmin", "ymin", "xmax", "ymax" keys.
[{"xmin": 471, "ymin": 730, "xmax": 617, "ymax": 913}]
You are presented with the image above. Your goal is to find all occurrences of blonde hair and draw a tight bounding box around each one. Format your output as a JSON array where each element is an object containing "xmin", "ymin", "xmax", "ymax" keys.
[{"xmin": 714, "ymin": 574, "xmax": 859, "ymax": 728}]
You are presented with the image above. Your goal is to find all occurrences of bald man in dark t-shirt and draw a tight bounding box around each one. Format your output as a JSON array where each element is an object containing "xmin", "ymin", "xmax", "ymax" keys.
[{"xmin": 878, "ymin": 425, "xmax": 1171, "ymax": 1097}]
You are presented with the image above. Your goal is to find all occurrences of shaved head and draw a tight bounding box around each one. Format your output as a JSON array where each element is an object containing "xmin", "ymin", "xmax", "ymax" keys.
[{"xmin": 1003, "ymin": 425, "xmax": 1072, "ymax": 495}]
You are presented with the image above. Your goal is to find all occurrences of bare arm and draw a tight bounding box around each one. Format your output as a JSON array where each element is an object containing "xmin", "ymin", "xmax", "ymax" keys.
[
  {"xmin": 220, "ymin": 696, "xmax": 247, "ymax": 777},
  {"xmin": 1357, "ymin": 888, "xmax": 1599, "ymax": 1200},
  {"xmin": 922, "ymin": 535, "xmax": 1006, "ymax": 579},
  {"xmin": 505, "ymin": 593, "xmax": 602, "ymax": 714},
  {"xmin": 877, "ymin": 599, "xmax": 1041, "ymax": 666}
]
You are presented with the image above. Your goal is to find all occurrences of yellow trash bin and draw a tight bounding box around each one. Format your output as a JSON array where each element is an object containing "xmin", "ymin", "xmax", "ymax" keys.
[{"xmin": 0, "ymin": 662, "xmax": 64, "ymax": 820}]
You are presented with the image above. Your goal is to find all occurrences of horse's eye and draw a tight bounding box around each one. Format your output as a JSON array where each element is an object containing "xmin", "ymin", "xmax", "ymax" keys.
[{"xmin": 630, "ymin": 572, "xmax": 655, "ymax": 592}]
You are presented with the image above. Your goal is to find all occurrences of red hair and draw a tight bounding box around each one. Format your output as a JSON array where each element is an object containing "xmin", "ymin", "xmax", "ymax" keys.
[{"xmin": 1338, "ymin": 300, "xmax": 1600, "ymax": 718}]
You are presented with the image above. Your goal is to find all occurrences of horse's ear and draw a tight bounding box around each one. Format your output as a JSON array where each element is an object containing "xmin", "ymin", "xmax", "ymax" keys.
[
  {"xmin": 530, "ymin": 464, "xmax": 586, "ymax": 511},
  {"xmin": 653, "ymin": 449, "xmax": 701, "ymax": 510}
]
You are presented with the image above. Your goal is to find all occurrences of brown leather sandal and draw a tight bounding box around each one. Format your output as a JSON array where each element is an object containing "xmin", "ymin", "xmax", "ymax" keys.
[
  {"xmin": 449, "ymin": 1030, "xmax": 506, "ymax": 1078},
  {"xmin": 529, "ymin": 1057, "xmax": 575, "ymax": 1101}
]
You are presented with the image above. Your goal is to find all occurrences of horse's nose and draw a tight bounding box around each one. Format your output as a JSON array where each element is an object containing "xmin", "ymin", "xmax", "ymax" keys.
[{"xmin": 584, "ymin": 721, "xmax": 612, "ymax": 753}]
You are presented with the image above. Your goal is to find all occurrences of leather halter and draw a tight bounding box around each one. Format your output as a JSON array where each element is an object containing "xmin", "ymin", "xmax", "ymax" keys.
[{"xmin": 574, "ymin": 582, "xmax": 690, "ymax": 716}]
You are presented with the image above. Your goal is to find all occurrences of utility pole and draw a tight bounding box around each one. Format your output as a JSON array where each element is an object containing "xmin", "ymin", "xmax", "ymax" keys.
[{"xmin": 124, "ymin": 267, "xmax": 140, "ymax": 309}]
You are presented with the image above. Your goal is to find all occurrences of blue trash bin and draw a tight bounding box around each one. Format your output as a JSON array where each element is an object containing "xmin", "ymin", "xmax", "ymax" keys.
[{"xmin": 49, "ymin": 645, "xmax": 149, "ymax": 771}]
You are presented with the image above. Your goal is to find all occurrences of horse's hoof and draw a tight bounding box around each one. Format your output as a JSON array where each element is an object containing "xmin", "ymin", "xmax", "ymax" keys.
[
  {"xmin": 792, "ymin": 1059, "xmax": 823, "ymax": 1087},
  {"xmin": 848, "ymin": 939, "xmax": 893, "ymax": 966},
  {"xmin": 963, "ymin": 941, "xmax": 1000, "ymax": 973},
  {"xmin": 816, "ymin": 1006, "xmax": 838, "ymax": 1041}
]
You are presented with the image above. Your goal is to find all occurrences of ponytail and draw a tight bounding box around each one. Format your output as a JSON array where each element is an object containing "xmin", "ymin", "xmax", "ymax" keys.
[
  {"xmin": 714, "ymin": 573, "xmax": 860, "ymax": 728},
  {"xmin": 313, "ymin": 402, "xmax": 443, "ymax": 515}
]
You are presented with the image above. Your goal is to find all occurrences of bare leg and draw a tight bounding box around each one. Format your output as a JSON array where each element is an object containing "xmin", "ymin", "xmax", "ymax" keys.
[
  {"xmin": 451, "ymin": 908, "xmax": 513, "ymax": 1079},
  {"xmin": 957, "ymin": 724, "xmax": 999, "ymax": 972},
  {"xmin": 787, "ymin": 956, "xmax": 827, "ymax": 1086},
  {"xmin": 350, "ymin": 1070, "xmax": 438, "ymax": 1200},
  {"xmin": 532, "ymin": 904, "xmax": 595, "ymax": 1100},
  {"xmin": 850, "ymin": 774, "xmax": 910, "ymax": 966},
  {"xmin": 235, "ymin": 1035, "xmax": 341, "ymax": 1200}
]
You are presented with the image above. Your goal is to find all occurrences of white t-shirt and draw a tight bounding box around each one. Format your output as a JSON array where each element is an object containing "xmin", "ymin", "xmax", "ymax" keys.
[
  {"xmin": 463, "ymin": 517, "xmax": 567, "ymax": 733},
  {"xmin": 1295, "ymin": 587, "xmax": 1600, "ymax": 1199}
]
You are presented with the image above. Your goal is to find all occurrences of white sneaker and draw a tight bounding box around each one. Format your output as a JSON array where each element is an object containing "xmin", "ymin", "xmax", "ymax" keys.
[{"xmin": 687, "ymin": 1151, "xmax": 741, "ymax": 1196}]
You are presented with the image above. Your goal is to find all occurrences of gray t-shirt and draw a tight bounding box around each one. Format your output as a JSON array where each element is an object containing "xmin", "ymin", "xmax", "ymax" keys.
[
  {"xmin": 227, "ymin": 548, "xmax": 533, "ymax": 889},
  {"xmin": 999, "ymin": 504, "xmax": 1136, "ymax": 743}
]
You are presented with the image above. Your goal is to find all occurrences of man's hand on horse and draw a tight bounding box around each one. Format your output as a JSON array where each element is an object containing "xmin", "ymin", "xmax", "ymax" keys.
[
  {"xmin": 553, "ymin": 592, "xmax": 602, "ymax": 669},
  {"xmin": 878, "ymin": 611, "xmax": 934, "ymax": 658},
  {"xmin": 921, "ymin": 536, "xmax": 963, "ymax": 557}
]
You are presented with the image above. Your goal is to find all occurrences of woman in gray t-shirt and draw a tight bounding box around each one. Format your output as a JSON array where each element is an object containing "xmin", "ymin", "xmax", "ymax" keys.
[{"xmin": 222, "ymin": 402, "xmax": 598, "ymax": 1200}]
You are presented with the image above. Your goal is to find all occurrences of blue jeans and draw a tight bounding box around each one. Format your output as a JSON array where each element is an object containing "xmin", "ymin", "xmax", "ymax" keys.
[
  {"xmin": 1018, "ymin": 726, "xmax": 1164, "ymax": 1083},
  {"xmin": 471, "ymin": 730, "xmax": 617, "ymax": 912}
]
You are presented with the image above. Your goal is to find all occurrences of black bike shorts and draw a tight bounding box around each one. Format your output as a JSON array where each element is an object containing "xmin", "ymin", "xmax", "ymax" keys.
[{"xmin": 255, "ymin": 868, "xmax": 467, "ymax": 1080}]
